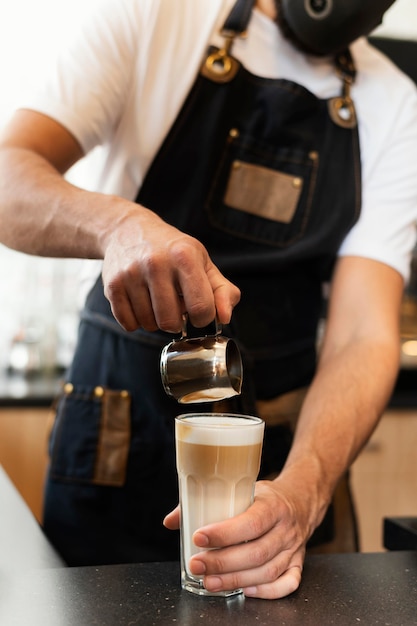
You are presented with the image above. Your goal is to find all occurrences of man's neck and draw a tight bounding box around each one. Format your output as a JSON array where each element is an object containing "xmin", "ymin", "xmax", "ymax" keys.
[{"xmin": 255, "ymin": 0, "xmax": 277, "ymax": 20}]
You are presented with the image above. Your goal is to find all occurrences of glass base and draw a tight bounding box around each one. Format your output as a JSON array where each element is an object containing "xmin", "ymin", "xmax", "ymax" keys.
[{"xmin": 181, "ymin": 572, "xmax": 243, "ymax": 597}]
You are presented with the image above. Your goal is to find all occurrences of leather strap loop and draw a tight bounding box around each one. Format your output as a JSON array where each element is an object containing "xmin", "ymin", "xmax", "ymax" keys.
[{"xmin": 222, "ymin": 0, "xmax": 256, "ymax": 35}]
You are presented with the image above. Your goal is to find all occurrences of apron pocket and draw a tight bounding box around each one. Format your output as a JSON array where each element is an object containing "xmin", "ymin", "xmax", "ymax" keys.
[
  {"xmin": 206, "ymin": 130, "xmax": 319, "ymax": 247},
  {"xmin": 49, "ymin": 383, "xmax": 131, "ymax": 487}
]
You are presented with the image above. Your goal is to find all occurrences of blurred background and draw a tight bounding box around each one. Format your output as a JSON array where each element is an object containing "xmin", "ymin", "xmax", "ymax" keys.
[{"xmin": 0, "ymin": 0, "xmax": 98, "ymax": 381}]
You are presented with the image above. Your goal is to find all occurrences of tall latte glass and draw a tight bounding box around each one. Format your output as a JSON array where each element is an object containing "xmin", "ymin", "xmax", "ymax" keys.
[{"xmin": 175, "ymin": 413, "xmax": 265, "ymax": 597}]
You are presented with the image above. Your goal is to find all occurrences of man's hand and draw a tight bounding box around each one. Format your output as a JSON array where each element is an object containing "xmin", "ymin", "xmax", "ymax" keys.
[
  {"xmin": 102, "ymin": 207, "xmax": 241, "ymax": 333},
  {"xmin": 0, "ymin": 110, "xmax": 241, "ymax": 335},
  {"xmin": 163, "ymin": 480, "xmax": 307, "ymax": 600}
]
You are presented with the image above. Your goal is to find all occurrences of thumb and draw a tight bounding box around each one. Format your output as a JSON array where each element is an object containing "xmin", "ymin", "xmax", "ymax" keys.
[
  {"xmin": 163, "ymin": 504, "xmax": 180, "ymax": 530},
  {"xmin": 207, "ymin": 264, "xmax": 241, "ymax": 324}
]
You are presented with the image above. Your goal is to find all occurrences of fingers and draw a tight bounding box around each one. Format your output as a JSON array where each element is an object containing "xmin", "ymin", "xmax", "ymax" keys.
[
  {"xmin": 190, "ymin": 539, "xmax": 304, "ymax": 600},
  {"xmin": 166, "ymin": 485, "xmax": 305, "ymax": 600},
  {"xmin": 104, "ymin": 250, "xmax": 187, "ymax": 332},
  {"xmin": 193, "ymin": 482, "xmax": 289, "ymax": 549},
  {"xmin": 104, "ymin": 276, "xmax": 158, "ymax": 332},
  {"xmin": 242, "ymin": 566, "xmax": 303, "ymax": 600},
  {"xmin": 162, "ymin": 505, "xmax": 180, "ymax": 530},
  {"xmin": 204, "ymin": 564, "xmax": 302, "ymax": 599},
  {"xmin": 103, "ymin": 222, "xmax": 240, "ymax": 332},
  {"xmin": 132, "ymin": 264, "xmax": 183, "ymax": 332},
  {"xmin": 188, "ymin": 481, "xmax": 307, "ymax": 599},
  {"xmin": 190, "ymin": 542, "xmax": 304, "ymax": 599},
  {"xmin": 104, "ymin": 282, "xmax": 141, "ymax": 331},
  {"xmin": 205, "ymin": 262, "xmax": 241, "ymax": 325},
  {"xmin": 169, "ymin": 241, "xmax": 240, "ymax": 328}
]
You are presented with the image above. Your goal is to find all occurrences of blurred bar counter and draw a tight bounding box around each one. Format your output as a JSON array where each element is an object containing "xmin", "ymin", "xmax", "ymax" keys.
[{"xmin": 0, "ymin": 370, "xmax": 62, "ymax": 407}]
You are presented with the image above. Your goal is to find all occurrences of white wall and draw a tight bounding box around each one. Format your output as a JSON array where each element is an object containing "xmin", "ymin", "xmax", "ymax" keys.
[
  {"xmin": 0, "ymin": 0, "xmax": 91, "ymax": 372},
  {"xmin": 375, "ymin": 0, "xmax": 417, "ymax": 39},
  {"xmin": 0, "ymin": 0, "xmax": 94, "ymax": 125}
]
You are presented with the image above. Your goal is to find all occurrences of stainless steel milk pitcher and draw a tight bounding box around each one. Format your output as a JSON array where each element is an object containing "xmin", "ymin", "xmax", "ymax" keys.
[{"xmin": 160, "ymin": 315, "xmax": 243, "ymax": 404}]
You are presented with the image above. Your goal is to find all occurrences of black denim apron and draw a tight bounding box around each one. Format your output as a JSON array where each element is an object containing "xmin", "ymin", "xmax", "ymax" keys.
[{"xmin": 43, "ymin": 0, "xmax": 361, "ymax": 565}]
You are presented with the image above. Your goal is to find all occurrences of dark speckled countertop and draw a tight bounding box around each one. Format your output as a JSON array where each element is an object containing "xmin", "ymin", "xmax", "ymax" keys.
[
  {"xmin": 1, "ymin": 465, "xmax": 417, "ymax": 625},
  {"xmin": 1, "ymin": 552, "xmax": 417, "ymax": 625}
]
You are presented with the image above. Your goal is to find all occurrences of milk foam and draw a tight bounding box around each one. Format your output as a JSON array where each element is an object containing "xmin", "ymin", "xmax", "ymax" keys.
[{"xmin": 176, "ymin": 414, "xmax": 264, "ymax": 446}]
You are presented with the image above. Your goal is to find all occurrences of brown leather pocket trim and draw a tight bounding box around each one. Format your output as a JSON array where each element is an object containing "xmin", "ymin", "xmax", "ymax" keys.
[
  {"xmin": 206, "ymin": 132, "xmax": 319, "ymax": 248},
  {"xmin": 224, "ymin": 160, "xmax": 303, "ymax": 224},
  {"xmin": 93, "ymin": 387, "xmax": 131, "ymax": 487}
]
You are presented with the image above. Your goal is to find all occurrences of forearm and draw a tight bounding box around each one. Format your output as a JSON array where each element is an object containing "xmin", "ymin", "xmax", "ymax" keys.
[
  {"xmin": 278, "ymin": 316, "xmax": 401, "ymax": 538},
  {"xmin": 0, "ymin": 141, "xmax": 240, "ymax": 332},
  {"xmin": 0, "ymin": 146, "xmax": 132, "ymax": 258}
]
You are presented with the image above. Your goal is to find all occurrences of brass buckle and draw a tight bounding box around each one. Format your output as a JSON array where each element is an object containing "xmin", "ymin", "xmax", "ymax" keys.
[
  {"xmin": 329, "ymin": 51, "xmax": 358, "ymax": 129},
  {"xmin": 328, "ymin": 97, "xmax": 357, "ymax": 129},
  {"xmin": 201, "ymin": 30, "xmax": 242, "ymax": 83}
]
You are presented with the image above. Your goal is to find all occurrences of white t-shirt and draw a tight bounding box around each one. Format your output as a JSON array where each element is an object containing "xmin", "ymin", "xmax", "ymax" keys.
[{"xmin": 19, "ymin": 0, "xmax": 417, "ymax": 285}]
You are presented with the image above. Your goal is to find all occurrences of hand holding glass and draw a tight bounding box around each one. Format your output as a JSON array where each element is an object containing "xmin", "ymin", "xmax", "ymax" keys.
[{"xmin": 175, "ymin": 413, "xmax": 265, "ymax": 597}]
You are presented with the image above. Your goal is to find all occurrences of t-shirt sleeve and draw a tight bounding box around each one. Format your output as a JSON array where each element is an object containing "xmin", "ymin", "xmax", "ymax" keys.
[
  {"xmin": 16, "ymin": 0, "xmax": 140, "ymax": 155},
  {"xmin": 338, "ymin": 64, "xmax": 417, "ymax": 283}
]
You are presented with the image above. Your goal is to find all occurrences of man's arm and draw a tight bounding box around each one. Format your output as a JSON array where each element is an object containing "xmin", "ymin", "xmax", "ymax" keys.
[
  {"xmin": 167, "ymin": 256, "xmax": 403, "ymax": 599},
  {"xmin": 0, "ymin": 110, "xmax": 240, "ymax": 331}
]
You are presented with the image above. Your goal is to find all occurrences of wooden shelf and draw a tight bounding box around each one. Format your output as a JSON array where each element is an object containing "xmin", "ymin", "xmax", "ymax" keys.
[
  {"xmin": 0, "ymin": 407, "xmax": 52, "ymax": 522},
  {"xmin": 351, "ymin": 408, "xmax": 417, "ymax": 552}
]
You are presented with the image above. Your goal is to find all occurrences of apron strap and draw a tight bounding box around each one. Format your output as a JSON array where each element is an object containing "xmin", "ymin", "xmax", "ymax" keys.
[
  {"xmin": 329, "ymin": 48, "xmax": 358, "ymax": 129},
  {"xmin": 222, "ymin": 0, "xmax": 256, "ymax": 35},
  {"xmin": 202, "ymin": 0, "xmax": 255, "ymax": 83},
  {"xmin": 335, "ymin": 48, "xmax": 357, "ymax": 83}
]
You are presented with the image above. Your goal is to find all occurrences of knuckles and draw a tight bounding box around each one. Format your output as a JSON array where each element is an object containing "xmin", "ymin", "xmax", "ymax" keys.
[
  {"xmin": 249, "ymin": 542, "xmax": 276, "ymax": 568},
  {"xmin": 157, "ymin": 317, "xmax": 182, "ymax": 333},
  {"xmin": 104, "ymin": 275, "xmax": 125, "ymax": 300},
  {"xmin": 142, "ymin": 237, "xmax": 201, "ymax": 279},
  {"xmin": 186, "ymin": 302, "xmax": 216, "ymax": 328}
]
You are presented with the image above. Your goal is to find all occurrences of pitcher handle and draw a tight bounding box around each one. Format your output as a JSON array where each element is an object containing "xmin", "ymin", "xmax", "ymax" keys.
[
  {"xmin": 181, "ymin": 313, "xmax": 222, "ymax": 338},
  {"xmin": 214, "ymin": 317, "xmax": 222, "ymax": 336}
]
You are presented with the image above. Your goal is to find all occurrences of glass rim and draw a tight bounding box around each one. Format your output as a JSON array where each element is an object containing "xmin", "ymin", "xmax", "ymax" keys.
[{"xmin": 175, "ymin": 412, "xmax": 264, "ymax": 427}]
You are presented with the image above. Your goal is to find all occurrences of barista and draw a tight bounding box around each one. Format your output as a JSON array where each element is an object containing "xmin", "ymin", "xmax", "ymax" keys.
[{"xmin": 0, "ymin": 0, "xmax": 415, "ymax": 599}]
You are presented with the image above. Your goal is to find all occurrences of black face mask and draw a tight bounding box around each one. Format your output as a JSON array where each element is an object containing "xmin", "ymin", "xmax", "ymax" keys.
[{"xmin": 275, "ymin": 0, "xmax": 397, "ymax": 56}]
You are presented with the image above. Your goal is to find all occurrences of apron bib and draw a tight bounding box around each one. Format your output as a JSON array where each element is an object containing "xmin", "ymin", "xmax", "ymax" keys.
[{"xmin": 44, "ymin": 0, "xmax": 361, "ymax": 564}]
